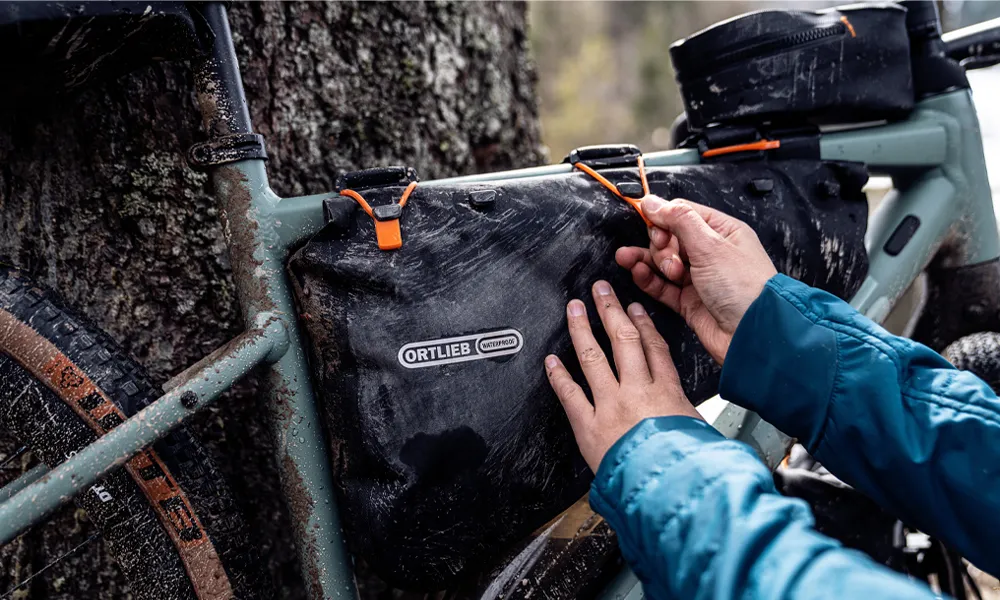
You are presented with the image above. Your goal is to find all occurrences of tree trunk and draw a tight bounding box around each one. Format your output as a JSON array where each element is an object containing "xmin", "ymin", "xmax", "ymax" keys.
[{"xmin": 0, "ymin": 2, "xmax": 541, "ymax": 598}]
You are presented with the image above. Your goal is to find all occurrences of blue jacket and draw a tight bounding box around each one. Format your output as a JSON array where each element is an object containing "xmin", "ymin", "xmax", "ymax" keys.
[{"xmin": 589, "ymin": 274, "xmax": 1000, "ymax": 600}]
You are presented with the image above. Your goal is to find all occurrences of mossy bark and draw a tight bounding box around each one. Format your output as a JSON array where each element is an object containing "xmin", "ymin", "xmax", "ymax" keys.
[{"xmin": 0, "ymin": 2, "xmax": 541, "ymax": 598}]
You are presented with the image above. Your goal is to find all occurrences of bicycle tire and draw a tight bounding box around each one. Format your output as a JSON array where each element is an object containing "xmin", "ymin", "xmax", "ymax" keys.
[
  {"xmin": 0, "ymin": 266, "xmax": 268, "ymax": 599},
  {"xmin": 943, "ymin": 331, "xmax": 1000, "ymax": 392}
]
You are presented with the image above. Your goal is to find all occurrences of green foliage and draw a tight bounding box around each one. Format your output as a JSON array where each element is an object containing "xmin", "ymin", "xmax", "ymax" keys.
[{"xmin": 528, "ymin": 1, "xmax": 761, "ymax": 159}]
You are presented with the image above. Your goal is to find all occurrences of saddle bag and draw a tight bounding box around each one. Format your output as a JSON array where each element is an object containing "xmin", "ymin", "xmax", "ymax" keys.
[
  {"xmin": 670, "ymin": 3, "xmax": 914, "ymax": 129},
  {"xmin": 288, "ymin": 154, "xmax": 870, "ymax": 589}
]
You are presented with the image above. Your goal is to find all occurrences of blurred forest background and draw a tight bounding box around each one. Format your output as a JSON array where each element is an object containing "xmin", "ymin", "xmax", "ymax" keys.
[{"xmin": 527, "ymin": 0, "xmax": 999, "ymax": 162}]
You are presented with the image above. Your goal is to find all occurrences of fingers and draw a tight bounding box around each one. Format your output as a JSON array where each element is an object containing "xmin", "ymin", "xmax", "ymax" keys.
[
  {"xmin": 652, "ymin": 245, "xmax": 686, "ymax": 284},
  {"xmin": 644, "ymin": 196, "xmax": 740, "ymax": 234},
  {"xmin": 592, "ymin": 281, "xmax": 652, "ymax": 383},
  {"xmin": 566, "ymin": 299, "xmax": 618, "ymax": 396},
  {"xmin": 625, "ymin": 303, "xmax": 680, "ymax": 384},
  {"xmin": 545, "ymin": 355, "xmax": 593, "ymax": 431},
  {"xmin": 614, "ymin": 246, "xmax": 651, "ymax": 271},
  {"xmin": 649, "ymin": 226, "xmax": 672, "ymax": 251},
  {"xmin": 627, "ymin": 262, "xmax": 682, "ymax": 313},
  {"xmin": 617, "ymin": 236, "xmax": 687, "ymax": 283},
  {"xmin": 641, "ymin": 197, "xmax": 725, "ymax": 261}
]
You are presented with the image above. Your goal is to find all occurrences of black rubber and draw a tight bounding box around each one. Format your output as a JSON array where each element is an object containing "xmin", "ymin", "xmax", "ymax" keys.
[
  {"xmin": 943, "ymin": 331, "xmax": 1000, "ymax": 392},
  {"xmin": 0, "ymin": 266, "xmax": 268, "ymax": 599}
]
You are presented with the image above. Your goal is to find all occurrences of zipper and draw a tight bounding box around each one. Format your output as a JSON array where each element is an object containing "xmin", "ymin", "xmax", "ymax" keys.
[{"xmin": 685, "ymin": 22, "xmax": 848, "ymax": 78}]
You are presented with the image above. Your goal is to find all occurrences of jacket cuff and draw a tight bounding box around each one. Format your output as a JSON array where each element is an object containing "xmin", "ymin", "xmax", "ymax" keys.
[
  {"xmin": 590, "ymin": 416, "xmax": 725, "ymax": 516},
  {"xmin": 718, "ymin": 274, "xmax": 839, "ymax": 449}
]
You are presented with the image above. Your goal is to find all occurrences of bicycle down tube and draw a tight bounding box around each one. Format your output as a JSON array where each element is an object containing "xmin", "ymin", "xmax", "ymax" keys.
[{"xmin": 0, "ymin": 8, "xmax": 997, "ymax": 600}]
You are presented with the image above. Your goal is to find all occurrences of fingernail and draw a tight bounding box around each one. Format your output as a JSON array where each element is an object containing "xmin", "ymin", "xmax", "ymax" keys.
[
  {"xmin": 628, "ymin": 303, "xmax": 645, "ymax": 316},
  {"xmin": 545, "ymin": 355, "xmax": 559, "ymax": 369},
  {"xmin": 642, "ymin": 197, "xmax": 666, "ymax": 214},
  {"xmin": 651, "ymin": 228, "xmax": 665, "ymax": 246},
  {"xmin": 568, "ymin": 300, "xmax": 586, "ymax": 316},
  {"xmin": 595, "ymin": 281, "xmax": 612, "ymax": 296},
  {"xmin": 647, "ymin": 227, "xmax": 655, "ymax": 239},
  {"xmin": 660, "ymin": 258, "xmax": 672, "ymax": 274}
]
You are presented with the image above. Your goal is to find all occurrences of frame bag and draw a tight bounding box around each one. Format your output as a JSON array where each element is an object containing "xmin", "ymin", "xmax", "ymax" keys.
[
  {"xmin": 670, "ymin": 3, "xmax": 914, "ymax": 129},
  {"xmin": 288, "ymin": 156, "xmax": 870, "ymax": 589}
]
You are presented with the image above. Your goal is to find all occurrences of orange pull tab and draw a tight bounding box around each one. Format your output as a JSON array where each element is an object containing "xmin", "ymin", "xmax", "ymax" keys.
[
  {"xmin": 339, "ymin": 181, "xmax": 417, "ymax": 251},
  {"xmin": 373, "ymin": 219, "xmax": 403, "ymax": 250}
]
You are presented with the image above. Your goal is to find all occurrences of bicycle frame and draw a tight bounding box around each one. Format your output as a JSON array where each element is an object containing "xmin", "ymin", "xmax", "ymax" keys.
[{"xmin": 0, "ymin": 4, "xmax": 996, "ymax": 599}]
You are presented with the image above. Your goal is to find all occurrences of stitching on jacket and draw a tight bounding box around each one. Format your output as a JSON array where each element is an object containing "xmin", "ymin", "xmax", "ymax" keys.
[
  {"xmin": 809, "ymin": 332, "xmax": 840, "ymax": 454},
  {"xmin": 620, "ymin": 442, "xmax": 715, "ymax": 512},
  {"xmin": 817, "ymin": 323, "xmax": 1000, "ymax": 428},
  {"xmin": 771, "ymin": 282, "xmax": 903, "ymax": 378},
  {"xmin": 910, "ymin": 369, "xmax": 1000, "ymax": 424},
  {"xmin": 769, "ymin": 281, "xmax": 823, "ymax": 322},
  {"xmin": 816, "ymin": 318, "xmax": 902, "ymax": 379},
  {"xmin": 904, "ymin": 386, "xmax": 1000, "ymax": 429},
  {"xmin": 650, "ymin": 472, "xmax": 728, "ymax": 596},
  {"xmin": 621, "ymin": 464, "xmax": 669, "ymax": 514},
  {"xmin": 766, "ymin": 285, "xmax": 843, "ymax": 451},
  {"xmin": 646, "ymin": 448, "xmax": 759, "ymax": 540},
  {"xmin": 808, "ymin": 310, "xmax": 1000, "ymax": 430},
  {"xmin": 624, "ymin": 441, "xmax": 754, "ymax": 531},
  {"xmin": 769, "ymin": 282, "xmax": 982, "ymax": 459},
  {"xmin": 608, "ymin": 434, "xmax": 695, "ymax": 514},
  {"xmin": 601, "ymin": 426, "xmax": 662, "ymax": 492},
  {"xmin": 597, "ymin": 429, "xmax": 738, "ymax": 515}
]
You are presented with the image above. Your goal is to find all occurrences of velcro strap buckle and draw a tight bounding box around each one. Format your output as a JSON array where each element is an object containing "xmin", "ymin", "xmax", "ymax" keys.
[
  {"xmin": 335, "ymin": 166, "xmax": 418, "ymax": 192},
  {"xmin": 563, "ymin": 144, "xmax": 642, "ymax": 169},
  {"xmin": 695, "ymin": 125, "xmax": 820, "ymax": 162},
  {"xmin": 337, "ymin": 167, "xmax": 419, "ymax": 252}
]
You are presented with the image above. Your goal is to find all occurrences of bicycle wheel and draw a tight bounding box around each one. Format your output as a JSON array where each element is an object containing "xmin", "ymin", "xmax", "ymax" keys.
[
  {"xmin": 0, "ymin": 266, "xmax": 268, "ymax": 599},
  {"xmin": 944, "ymin": 332, "xmax": 1000, "ymax": 392}
]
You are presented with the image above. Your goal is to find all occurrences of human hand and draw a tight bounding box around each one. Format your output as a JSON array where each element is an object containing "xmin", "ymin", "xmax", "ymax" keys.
[
  {"xmin": 615, "ymin": 196, "xmax": 777, "ymax": 364},
  {"xmin": 544, "ymin": 280, "xmax": 701, "ymax": 473}
]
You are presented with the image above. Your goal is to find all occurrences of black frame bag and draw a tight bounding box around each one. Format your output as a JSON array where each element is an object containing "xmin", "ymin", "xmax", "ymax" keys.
[{"xmin": 288, "ymin": 157, "xmax": 870, "ymax": 590}]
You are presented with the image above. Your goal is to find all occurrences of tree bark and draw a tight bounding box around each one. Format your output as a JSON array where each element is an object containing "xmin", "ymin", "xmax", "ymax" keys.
[{"xmin": 0, "ymin": 2, "xmax": 541, "ymax": 598}]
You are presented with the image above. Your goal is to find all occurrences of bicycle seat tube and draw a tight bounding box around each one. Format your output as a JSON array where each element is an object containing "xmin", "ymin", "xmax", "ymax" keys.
[{"xmin": 190, "ymin": 4, "xmax": 358, "ymax": 599}]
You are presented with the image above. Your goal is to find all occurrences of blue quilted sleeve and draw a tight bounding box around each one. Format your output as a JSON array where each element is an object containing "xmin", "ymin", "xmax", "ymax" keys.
[
  {"xmin": 721, "ymin": 274, "xmax": 1000, "ymax": 576},
  {"xmin": 589, "ymin": 416, "xmax": 938, "ymax": 600}
]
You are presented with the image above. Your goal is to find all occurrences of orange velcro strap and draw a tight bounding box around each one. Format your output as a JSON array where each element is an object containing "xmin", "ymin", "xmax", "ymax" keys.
[
  {"xmin": 573, "ymin": 157, "xmax": 653, "ymax": 227},
  {"xmin": 340, "ymin": 181, "xmax": 418, "ymax": 251},
  {"xmin": 701, "ymin": 139, "xmax": 780, "ymax": 159}
]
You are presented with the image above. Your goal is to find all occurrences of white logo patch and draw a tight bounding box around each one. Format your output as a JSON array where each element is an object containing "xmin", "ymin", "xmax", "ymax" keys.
[{"xmin": 398, "ymin": 329, "xmax": 524, "ymax": 369}]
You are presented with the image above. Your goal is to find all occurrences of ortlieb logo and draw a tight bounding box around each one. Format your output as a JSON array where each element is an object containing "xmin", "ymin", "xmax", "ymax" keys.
[{"xmin": 397, "ymin": 329, "xmax": 524, "ymax": 369}]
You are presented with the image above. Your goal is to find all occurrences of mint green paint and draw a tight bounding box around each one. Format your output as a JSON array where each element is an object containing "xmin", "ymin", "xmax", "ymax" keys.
[
  {"xmin": 853, "ymin": 174, "xmax": 958, "ymax": 316},
  {"xmin": 599, "ymin": 567, "xmax": 646, "ymax": 600},
  {"xmin": 0, "ymin": 323, "xmax": 285, "ymax": 545},
  {"xmin": 0, "ymin": 464, "xmax": 47, "ymax": 504},
  {"xmin": 274, "ymin": 191, "xmax": 336, "ymax": 248},
  {"xmin": 711, "ymin": 403, "xmax": 793, "ymax": 468},
  {"xmin": 831, "ymin": 90, "xmax": 999, "ymax": 317},
  {"xmin": 217, "ymin": 160, "xmax": 359, "ymax": 600},
  {"xmin": 274, "ymin": 148, "xmax": 700, "ymax": 248},
  {"xmin": 819, "ymin": 117, "xmax": 947, "ymax": 166}
]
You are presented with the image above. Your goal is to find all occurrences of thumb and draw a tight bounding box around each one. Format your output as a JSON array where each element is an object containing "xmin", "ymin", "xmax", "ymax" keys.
[{"xmin": 642, "ymin": 198, "xmax": 721, "ymax": 259}]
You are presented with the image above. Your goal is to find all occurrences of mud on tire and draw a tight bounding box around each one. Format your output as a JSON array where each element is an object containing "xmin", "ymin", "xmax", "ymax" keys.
[
  {"xmin": 0, "ymin": 266, "xmax": 268, "ymax": 599},
  {"xmin": 943, "ymin": 331, "xmax": 1000, "ymax": 393}
]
